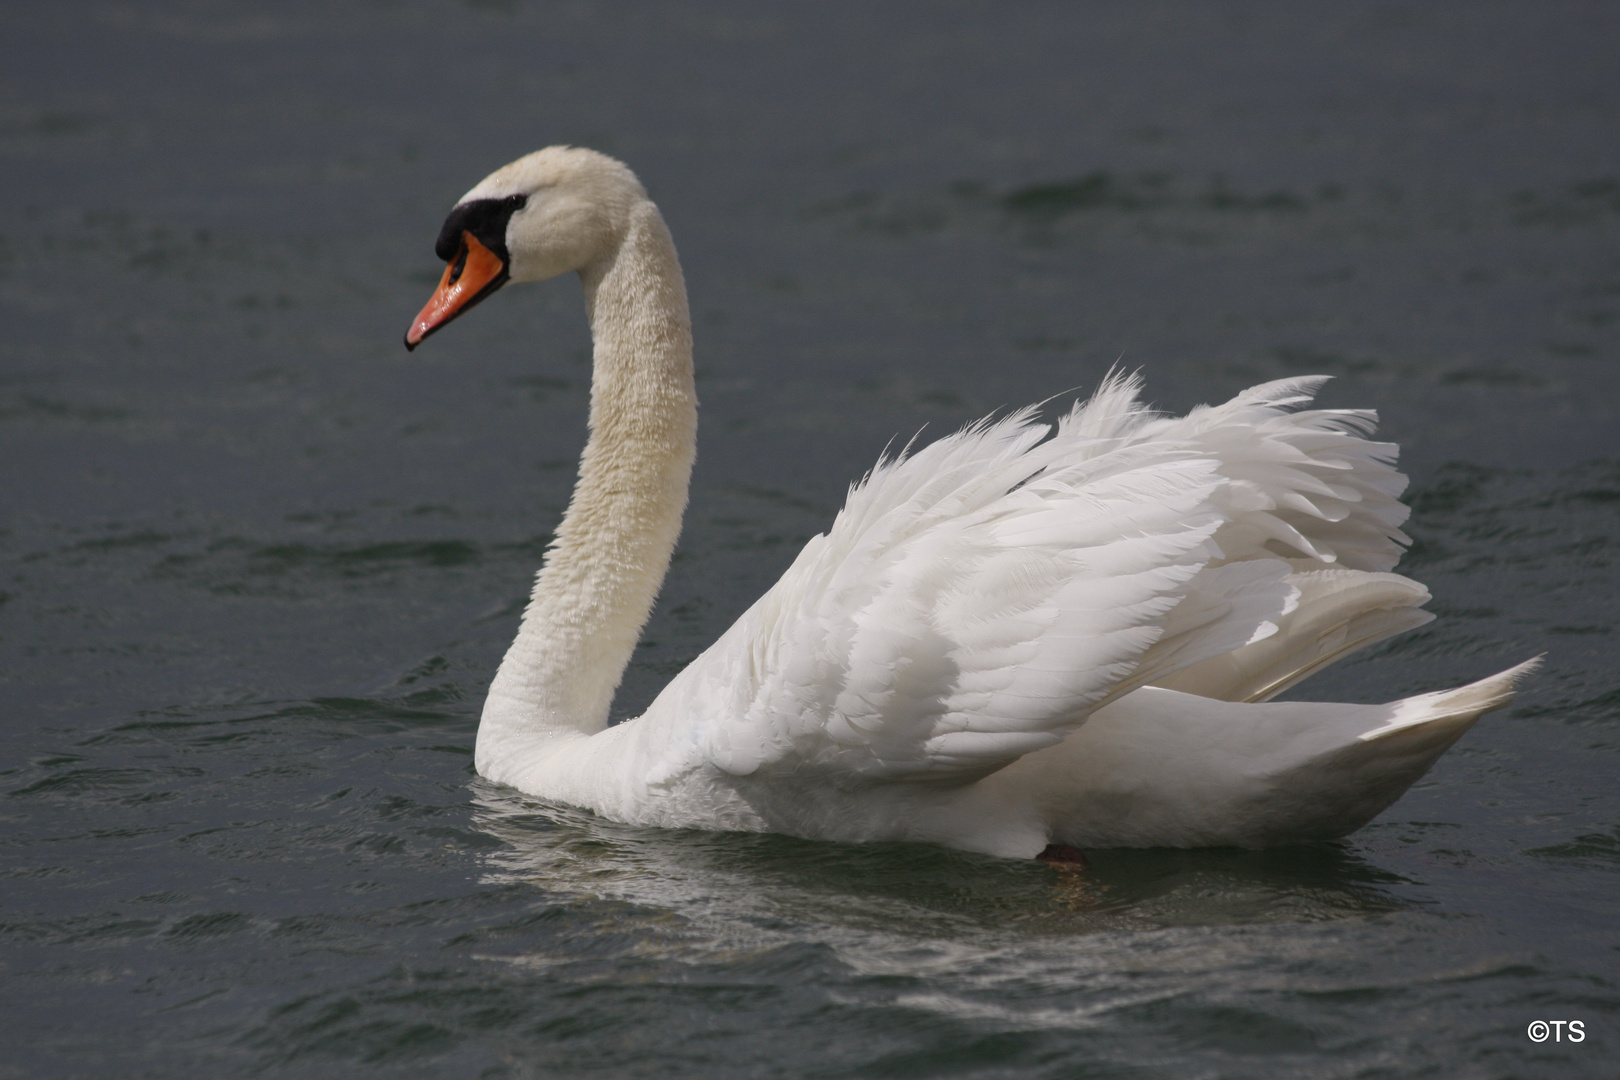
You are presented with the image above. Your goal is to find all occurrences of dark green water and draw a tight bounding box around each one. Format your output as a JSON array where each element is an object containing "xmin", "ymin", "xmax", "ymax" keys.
[{"xmin": 3, "ymin": 3, "xmax": 1617, "ymax": 1076}]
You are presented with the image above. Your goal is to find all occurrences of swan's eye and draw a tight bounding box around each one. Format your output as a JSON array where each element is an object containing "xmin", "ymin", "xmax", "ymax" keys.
[{"xmin": 506, "ymin": 194, "xmax": 528, "ymax": 210}]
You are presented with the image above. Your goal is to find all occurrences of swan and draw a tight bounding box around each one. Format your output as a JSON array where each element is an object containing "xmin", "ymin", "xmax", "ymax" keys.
[{"xmin": 403, "ymin": 146, "xmax": 1534, "ymax": 860}]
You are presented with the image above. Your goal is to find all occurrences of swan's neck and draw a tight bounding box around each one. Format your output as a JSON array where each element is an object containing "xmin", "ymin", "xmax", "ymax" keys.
[{"xmin": 479, "ymin": 202, "xmax": 696, "ymax": 754}]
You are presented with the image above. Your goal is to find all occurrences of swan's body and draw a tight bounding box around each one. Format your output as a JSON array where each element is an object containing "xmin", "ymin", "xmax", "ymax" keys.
[{"xmin": 406, "ymin": 147, "xmax": 1532, "ymax": 859}]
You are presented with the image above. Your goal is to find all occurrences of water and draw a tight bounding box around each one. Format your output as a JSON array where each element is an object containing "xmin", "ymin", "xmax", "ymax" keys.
[{"xmin": 3, "ymin": 2, "xmax": 1617, "ymax": 1076}]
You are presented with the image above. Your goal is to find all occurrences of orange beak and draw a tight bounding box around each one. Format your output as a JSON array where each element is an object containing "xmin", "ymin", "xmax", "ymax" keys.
[{"xmin": 404, "ymin": 231, "xmax": 509, "ymax": 350}]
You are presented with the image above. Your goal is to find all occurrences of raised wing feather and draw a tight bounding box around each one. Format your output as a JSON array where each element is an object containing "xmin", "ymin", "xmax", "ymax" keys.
[
  {"xmin": 1092, "ymin": 374, "xmax": 1413, "ymax": 572},
  {"xmin": 641, "ymin": 374, "xmax": 1413, "ymax": 789}
]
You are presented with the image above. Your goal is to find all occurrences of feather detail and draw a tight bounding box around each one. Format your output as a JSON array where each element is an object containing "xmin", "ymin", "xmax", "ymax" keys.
[{"xmin": 647, "ymin": 373, "xmax": 1412, "ymax": 787}]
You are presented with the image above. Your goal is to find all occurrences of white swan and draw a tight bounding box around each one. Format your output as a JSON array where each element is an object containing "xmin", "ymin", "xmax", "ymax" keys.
[{"xmin": 404, "ymin": 147, "xmax": 1534, "ymax": 860}]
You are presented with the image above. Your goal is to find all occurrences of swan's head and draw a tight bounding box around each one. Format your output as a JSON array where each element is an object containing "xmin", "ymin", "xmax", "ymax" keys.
[{"xmin": 404, "ymin": 146, "xmax": 646, "ymax": 349}]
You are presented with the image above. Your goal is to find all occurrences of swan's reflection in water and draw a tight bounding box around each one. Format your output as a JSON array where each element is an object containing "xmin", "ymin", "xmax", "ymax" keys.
[
  {"xmin": 468, "ymin": 780, "xmax": 1417, "ymax": 968},
  {"xmin": 463, "ymin": 784, "xmax": 1454, "ymax": 1048}
]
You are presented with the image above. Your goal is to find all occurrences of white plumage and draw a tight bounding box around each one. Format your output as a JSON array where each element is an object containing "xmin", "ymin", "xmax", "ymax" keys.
[{"xmin": 405, "ymin": 147, "xmax": 1533, "ymax": 860}]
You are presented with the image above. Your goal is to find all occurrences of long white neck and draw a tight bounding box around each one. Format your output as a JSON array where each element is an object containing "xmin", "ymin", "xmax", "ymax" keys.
[{"xmin": 478, "ymin": 200, "xmax": 696, "ymax": 759}]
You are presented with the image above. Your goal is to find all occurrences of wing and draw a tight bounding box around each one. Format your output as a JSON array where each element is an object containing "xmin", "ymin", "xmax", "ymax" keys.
[
  {"xmin": 1152, "ymin": 568, "xmax": 1434, "ymax": 703},
  {"xmin": 640, "ymin": 373, "xmax": 1414, "ymax": 788},
  {"xmin": 1055, "ymin": 372, "xmax": 1428, "ymax": 700},
  {"xmin": 1099, "ymin": 374, "xmax": 1414, "ymax": 572}
]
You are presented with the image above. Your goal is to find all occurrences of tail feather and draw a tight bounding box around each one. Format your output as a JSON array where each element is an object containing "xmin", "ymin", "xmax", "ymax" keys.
[
  {"xmin": 1357, "ymin": 655, "xmax": 1541, "ymax": 743},
  {"xmin": 991, "ymin": 658, "xmax": 1540, "ymax": 848}
]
